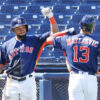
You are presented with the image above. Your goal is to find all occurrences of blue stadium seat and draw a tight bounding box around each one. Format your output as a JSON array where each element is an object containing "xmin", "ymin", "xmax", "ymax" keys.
[
  {"xmin": 40, "ymin": 47, "xmax": 52, "ymax": 57},
  {"xmin": 0, "ymin": 14, "xmax": 12, "ymax": 24},
  {"xmin": 97, "ymin": 16, "xmax": 100, "ymax": 24},
  {"xmin": 0, "ymin": 5, "xmax": 23, "ymax": 15},
  {"xmin": 28, "ymin": 25, "xmax": 37, "ymax": 35},
  {"xmin": 42, "ymin": 17, "xmax": 50, "ymax": 24},
  {"xmin": 0, "ymin": 25, "xmax": 9, "ymax": 35},
  {"xmin": 53, "ymin": 5, "xmax": 74, "ymax": 15},
  {"xmin": 78, "ymin": 5, "xmax": 100, "ymax": 15},
  {"xmin": 0, "ymin": 0, "xmax": 5, "ymax": 4},
  {"xmin": 31, "ymin": 0, "xmax": 56, "ymax": 6},
  {"xmin": 5, "ymin": 0, "xmax": 32, "ymax": 6},
  {"xmin": 0, "ymin": 35, "xmax": 7, "ymax": 43},
  {"xmin": 54, "ymin": 14, "xmax": 68, "ymax": 24},
  {"xmin": 93, "ymin": 24, "xmax": 100, "ymax": 35},
  {"xmin": 25, "ymin": 5, "xmax": 42, "ymax": 15},
  {"xmin": 51, "ymin": 49, "xmax": 64, "ymax": 57},
  {"xmin": 37, "ymin": 24, "xmax": 50, "ymax": 34},
  {"xmin": 21, "ymin": 14, "xmax": 42, "ymax": 24},
  {"xmin": 83, "ymin": 0, "xmax": 100, "ymax": 5},
  {"xmin": 38, "ymin": 56, "xmax": 58, "ymax": 63},
  {"xmin": 58, "ymin": 0, "xmax": 80, "ymax": 5},
  {"xmin": 58, "ymin": 25, "xmax": 66, "ymax": 31},
  {"xmin": 70, "ymin": 14, "xmax": 83, "ymax": 24}
]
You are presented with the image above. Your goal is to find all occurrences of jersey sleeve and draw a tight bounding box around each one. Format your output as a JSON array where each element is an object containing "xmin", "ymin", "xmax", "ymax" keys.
[
  {"xmin": 53, "ymin": 36, "xmax": 67, "ymax": 50},
  {"xmin": 0, "ymin": 44, "xmax": 7, "ymax": 65},
  {"xmin": 66, "ymin": 27, "xmax": 76, "ymax": 35},
  {"xmin": 39, "ymin": 32, "xmax": 50, "ymax": 42}
]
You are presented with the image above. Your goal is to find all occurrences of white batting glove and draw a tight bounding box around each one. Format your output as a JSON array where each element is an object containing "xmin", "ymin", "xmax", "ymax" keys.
[{"xmin": 41, "ymin": 7, "xmax": 53, "ymax": 18}]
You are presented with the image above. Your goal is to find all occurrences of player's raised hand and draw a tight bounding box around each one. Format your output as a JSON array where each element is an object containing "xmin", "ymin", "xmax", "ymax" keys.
[{"xmin": 41, "ymin": 7, "xmax": 53, "ymax": 18}]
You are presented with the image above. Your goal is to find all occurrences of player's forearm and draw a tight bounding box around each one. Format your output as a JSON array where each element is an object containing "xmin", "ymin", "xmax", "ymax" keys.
[
  {"xmin": 41, "ymin": 8, "xmax": 59, "ymax": 35},
  {"xmin": 49, "ymin": 17, "xmax": 59, "ymax": 35},
  {"xmin": 50, "ymin": 23, "xmax": 59, "ymax": 35},
  {"xmin": 46, "ymin": 31, "xmax": 66, "ymax": 45}
]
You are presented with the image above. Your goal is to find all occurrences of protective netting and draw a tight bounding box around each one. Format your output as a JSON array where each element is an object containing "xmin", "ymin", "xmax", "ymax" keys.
[
  {"xmin": 0, "ymin": 78, "xmax": 6, "ymax": 100},
  {"xmin": 52, "ymin": 78, "xmax": 69, "ymax": 100}
]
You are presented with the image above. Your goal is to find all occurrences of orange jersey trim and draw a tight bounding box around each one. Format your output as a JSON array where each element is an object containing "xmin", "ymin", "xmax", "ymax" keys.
[
  {"xmin": 63, "ymin": 51, "xmax": 71, "ymax": 72},
  {"xmin": 34, "ymin": 32, "xmax": 67, "ymax": 71}
]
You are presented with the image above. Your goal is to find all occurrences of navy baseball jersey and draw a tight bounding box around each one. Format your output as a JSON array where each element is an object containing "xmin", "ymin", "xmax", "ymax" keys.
[
  {"xmin": 0, "ymin": 32, "xmax": 50, "ymax": 77},
  {"xmin": 53, "ymin": 33, "xmax": 100, "ymax": 74}
]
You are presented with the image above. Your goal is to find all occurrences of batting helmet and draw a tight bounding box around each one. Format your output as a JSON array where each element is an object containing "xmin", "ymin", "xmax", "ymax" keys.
[
  {"xmin": 79, "ymin": 15, "xmax": 96, "ymax": 33},
  {"xmin": 11, "ymin": 16, "xmax": 28, "ymax": 32}
]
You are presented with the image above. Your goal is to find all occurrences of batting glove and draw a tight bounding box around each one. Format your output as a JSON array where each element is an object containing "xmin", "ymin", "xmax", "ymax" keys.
[{"xmin": 41, "ymin": 7, "xmax": 53, "ymax": 18}]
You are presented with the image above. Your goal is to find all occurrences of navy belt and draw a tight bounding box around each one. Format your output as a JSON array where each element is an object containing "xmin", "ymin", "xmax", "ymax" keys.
[
  {"xmin": 8, "ymin": 74, "xmax": 33, "ymax": 82},
  {"xmin": 71, "ymin": 70, "xmax": 96, "ymax": 75}
]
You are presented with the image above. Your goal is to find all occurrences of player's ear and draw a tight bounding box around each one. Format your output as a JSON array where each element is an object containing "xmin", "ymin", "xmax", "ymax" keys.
[{"xmin": 12, "ymin": 28, "xmax": 16, "ymax": 33}]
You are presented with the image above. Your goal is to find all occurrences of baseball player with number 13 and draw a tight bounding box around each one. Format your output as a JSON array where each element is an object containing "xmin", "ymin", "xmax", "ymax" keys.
[
  {"xmin": 45, "ymin": 15, "xmax": 100, "ymax": 100},
  {"xmin": 0, "ymin": 8, "xmax": 59, "ymax": 100}
]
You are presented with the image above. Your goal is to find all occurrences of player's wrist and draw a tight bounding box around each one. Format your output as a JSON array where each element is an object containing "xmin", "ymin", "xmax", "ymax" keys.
[
  {"xmin": 49, "ymin": 16, "xmax": 56, "ymax": 24},
  {"xmin": 47, "ymin": 12, "xmax": 53, "ymax": 18}
]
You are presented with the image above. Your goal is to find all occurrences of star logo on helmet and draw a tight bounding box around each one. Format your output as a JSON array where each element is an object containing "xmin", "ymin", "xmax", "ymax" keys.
[{"xmin": 18, "ymin": 19, "xmax": 22, "ymax": 24}]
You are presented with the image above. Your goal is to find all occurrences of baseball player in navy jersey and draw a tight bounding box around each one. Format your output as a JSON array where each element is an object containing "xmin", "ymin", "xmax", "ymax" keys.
[
  {"xmin": 0, "ymin": 8, "xmax": 59, "ymax": 100},
  {"xmin": 45, "ymin": 15, "xmax": 100, "ymax": 100}
]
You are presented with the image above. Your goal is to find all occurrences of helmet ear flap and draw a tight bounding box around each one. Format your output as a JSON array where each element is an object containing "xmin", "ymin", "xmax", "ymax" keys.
[
  {"xmin": 82, "ymin": 26, "xmax": 86, "ymax": 31},
  {"xmin": 26, "ymin": 25, "xmax": 28, "ymax": 32}
]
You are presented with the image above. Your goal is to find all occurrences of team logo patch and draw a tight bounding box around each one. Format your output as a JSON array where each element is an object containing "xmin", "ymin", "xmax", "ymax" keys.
[{"xmin": 18, "ymin": 19, "xmax": 22, "ymax": 24}]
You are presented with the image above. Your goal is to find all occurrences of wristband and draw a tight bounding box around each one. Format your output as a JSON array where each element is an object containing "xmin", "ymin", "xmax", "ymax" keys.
[{"xmin": 49, "ymin": 16, "xmax": 56, "ymax": 24}]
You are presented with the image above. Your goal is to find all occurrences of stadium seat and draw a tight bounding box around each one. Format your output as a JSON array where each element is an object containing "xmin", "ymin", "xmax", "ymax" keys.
[
  {"xmin": 54, "ymin": 14, "xmax": 68, "ymax": 24},
  {"xmin": 42, "ymin": 17, "xmax": 50, "ymax": 24},
  {"xmin": 0, "ymin": 0, "xmax": 5, "ymax": 4},
  {"xmin": 83, "ymin": 0, "xmax": 100, "ymax": 5},
  {"xmin": 28, "ymin": 25, "xmax": 37, "ymax": 35},
  {"xmin": 0, "ymin": 14, "xmax": 12, "ymax": 24},
  {"xmin": 25, "ymin": 5, "xmax": 42, "ymax": 15},
  {"xmin": 36, "ymin": 24, "xmax": 50, "ymax": 34},
  {"xmin": 53, "ymin": 5, "xmax": 74, "ymax": 15},
  {"xmin": 0, "ymin": 35, "xmax": 6, "ymax": 43},
  {"xmin": 70, "ymin": 14, "xmax": 83, "ymax": 24},
  {"xmin": 78, "ymin": 5, "xmax": 100, "ymax": 15},
  {"xmin": 93, "ymin": 24, "xmax": 100, "ymax": 35},
  {"xmin": 5, "ymin": 0, "xmax": 32, "ymax": 6},
  {"xmin": 0, "ymin": 5, "xmax": 23, "ymax": 15},
  {"xmin": 97, "ymin": 16, "xmax": 100, "ymax": 24},
  {"xmin": 40, "ymin": 47, "xmax": 52, "ymax": 57},
  {"xmin": 58, "ymin": 0, "xmax": 80, "ymax": 6},
  {"xmin": 38, "ymin": 56, "xmax": 58, "ymax": 63},
  {"xmin": 31, "ymin": 0, "xmax": 56, "ymax": 6},
  {"xmin": 51, "ymin": 48, "xmax": 64, "ymax": 58},
  {"xmin": 0, "ymin": 25, "xmax": 9, "ymax": 35},
  {"xmin": 21, "ymin": 14, "xmax": 42, "ymax": 25}
]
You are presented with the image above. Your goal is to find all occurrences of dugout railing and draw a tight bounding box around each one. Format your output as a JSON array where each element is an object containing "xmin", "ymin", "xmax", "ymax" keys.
[{"xmin": 0, "ymin": 73, "xmax": 100, "ymax": 100}]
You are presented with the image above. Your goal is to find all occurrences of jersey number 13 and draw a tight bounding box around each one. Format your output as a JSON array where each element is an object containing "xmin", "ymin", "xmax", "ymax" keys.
[{"xmin": 73, "ymin": 46, "xmax": 89, "ymax": 63}]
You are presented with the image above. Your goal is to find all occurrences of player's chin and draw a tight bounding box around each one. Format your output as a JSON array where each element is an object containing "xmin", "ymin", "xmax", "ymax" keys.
[{"xmin": 17, "ymin": 34, "xmax": 26, "ymax": 39}]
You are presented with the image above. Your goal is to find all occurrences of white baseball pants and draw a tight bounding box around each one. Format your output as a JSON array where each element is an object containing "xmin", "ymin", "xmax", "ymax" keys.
[
  {"xmin": 2, "ymin": 72, "xmax": 37, "ymax": 100},
  {"xmin": 68, "ymin": 72, "xmax": 98, "ymax": 100}
]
